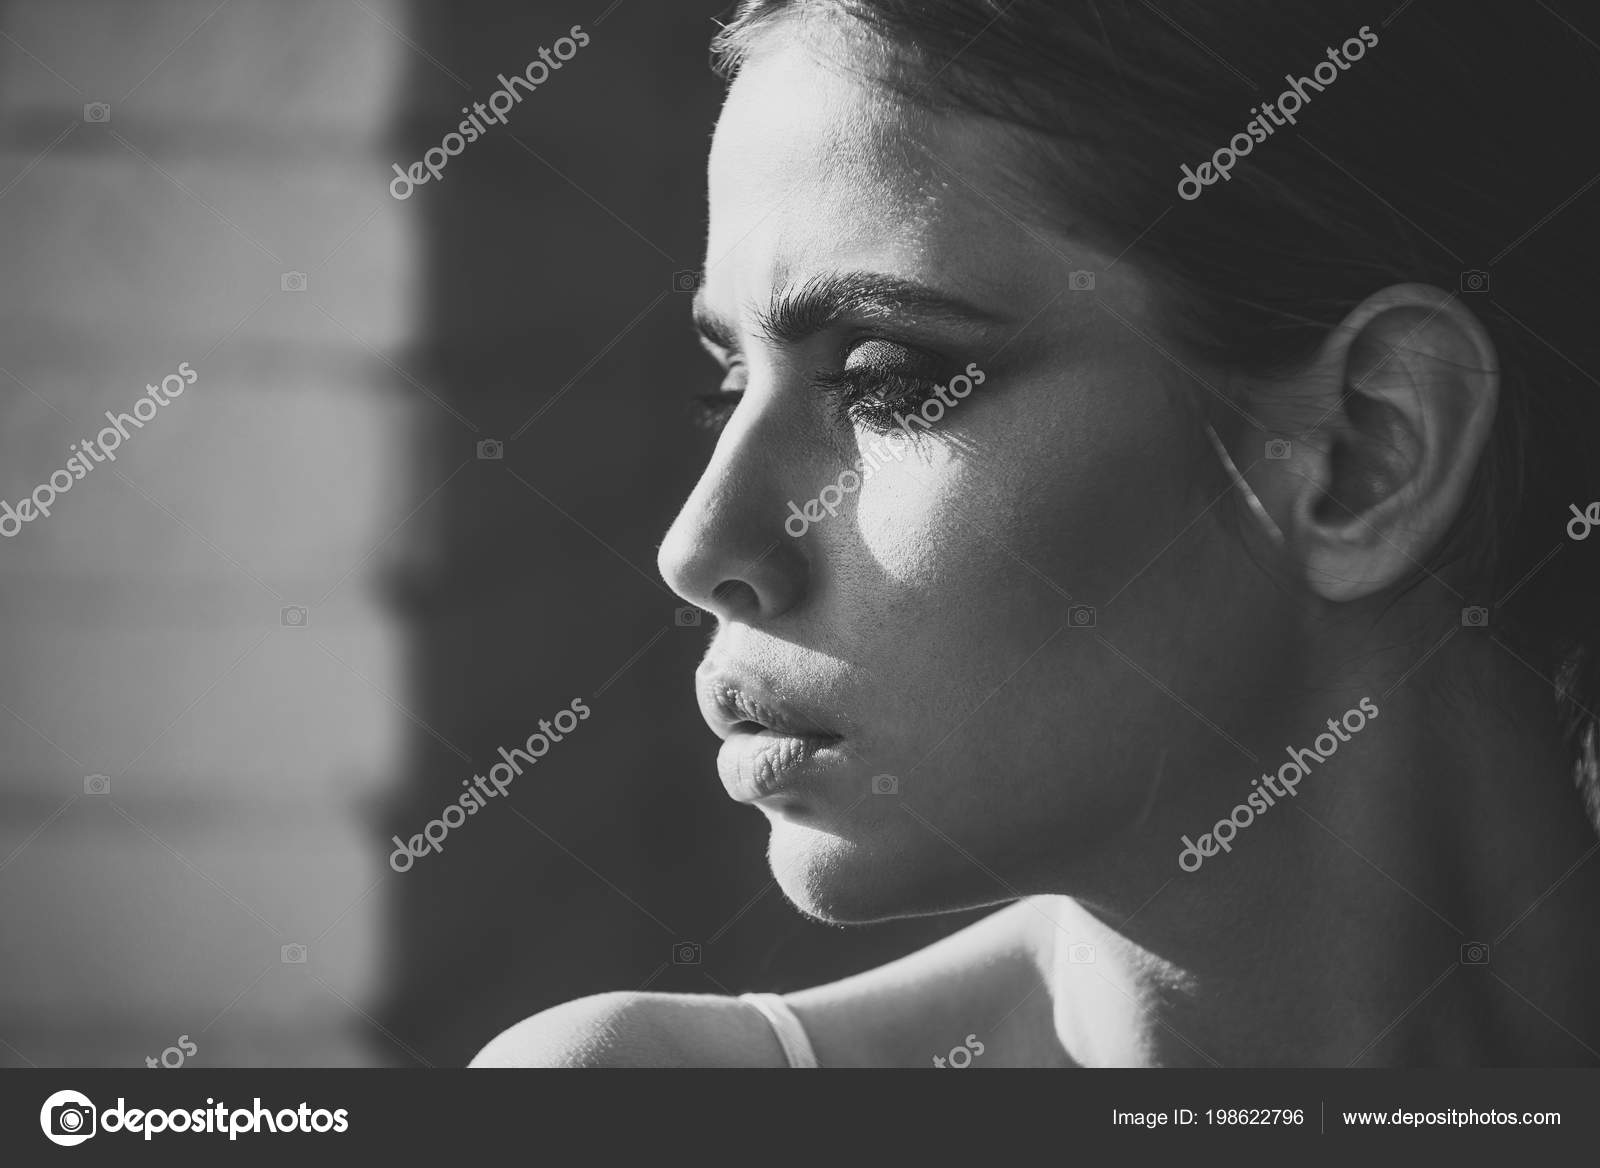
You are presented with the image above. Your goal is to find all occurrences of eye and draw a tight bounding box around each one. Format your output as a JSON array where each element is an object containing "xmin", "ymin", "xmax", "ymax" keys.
[
  {"xmin": 688, "ymin": 340, "xmax": 976, "ymax": 436},
  {"xmin": 814, "ymin": 338, "xmax": 955, "ymax": 433},
  {"xmin": 691, "ymin": 359, "xmax": 746, "ymax": 434}
]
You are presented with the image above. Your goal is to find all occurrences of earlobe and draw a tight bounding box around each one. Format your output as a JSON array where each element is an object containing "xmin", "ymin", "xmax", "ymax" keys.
[{"xmin": 1257, "ymin": 284, "xmax": 1499, "ymax": 602}]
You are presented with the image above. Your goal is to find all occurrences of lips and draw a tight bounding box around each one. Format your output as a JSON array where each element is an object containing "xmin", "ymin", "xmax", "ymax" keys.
[
  {"xmin": 697, "ymin": 675, "xmax": 837, "ymax": 741},
  {"xmin": 696, "ymin": 672, "xmax": 844, "ymax": 802}
]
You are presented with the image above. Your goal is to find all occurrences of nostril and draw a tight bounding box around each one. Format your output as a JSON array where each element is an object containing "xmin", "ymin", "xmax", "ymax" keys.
[{"xmin": 709, "ymin": 578, "xmax": 761, "ymax": 620}]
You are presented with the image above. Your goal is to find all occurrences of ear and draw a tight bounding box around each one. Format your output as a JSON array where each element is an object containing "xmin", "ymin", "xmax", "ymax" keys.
[{"xmin": 1247, "ymin": 283, "xmax": 1499, "ymax": 602}]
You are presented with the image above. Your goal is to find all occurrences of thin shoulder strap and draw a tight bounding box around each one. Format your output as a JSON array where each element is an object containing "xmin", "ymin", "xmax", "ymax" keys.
[{"xmin": 738, "ymin": 992, "xmax": 819, "ymax": 1068}]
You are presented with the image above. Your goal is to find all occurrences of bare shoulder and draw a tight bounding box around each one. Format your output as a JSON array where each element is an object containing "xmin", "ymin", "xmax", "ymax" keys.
[
  {"xmin": 469, "ymin": 990, "xmax": 788, "ymax": 1068},
  {"xmin": 471, "ymin": 897, "xmax": 1065, "ymax": 1068}
]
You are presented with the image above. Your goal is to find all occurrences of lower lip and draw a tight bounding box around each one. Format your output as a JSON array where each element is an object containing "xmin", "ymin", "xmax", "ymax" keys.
[{"xmin": 717, "ymin": 729, "xmax": 842, "ymax": 802}]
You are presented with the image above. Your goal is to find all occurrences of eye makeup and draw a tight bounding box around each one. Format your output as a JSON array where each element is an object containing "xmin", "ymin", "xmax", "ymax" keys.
[{"xmin": 692, "ymin": 332, "xmax": 975, "ymax": 436}]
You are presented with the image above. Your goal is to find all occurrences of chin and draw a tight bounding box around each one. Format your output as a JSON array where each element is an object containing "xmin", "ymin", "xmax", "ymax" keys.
[{"xmin": 763, "ymin": 813, "xmax": 1016, "ymax": 925}]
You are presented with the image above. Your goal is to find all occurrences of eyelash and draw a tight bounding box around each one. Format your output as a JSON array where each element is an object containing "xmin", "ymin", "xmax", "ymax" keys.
[{"xmin": 692, "ymin": 358, "xmax": 948, "ymax": 435}]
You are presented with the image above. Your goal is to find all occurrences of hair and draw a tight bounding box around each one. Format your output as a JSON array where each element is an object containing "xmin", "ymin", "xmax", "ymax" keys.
[{"xmin": 711, "ymin": 0, "xmax": 1600, "ymax": 829}]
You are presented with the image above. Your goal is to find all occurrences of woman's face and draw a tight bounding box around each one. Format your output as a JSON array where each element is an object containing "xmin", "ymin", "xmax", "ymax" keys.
[{"xmin": 658, "ymin": 27, "xmax": 1296, "ymax": 922}]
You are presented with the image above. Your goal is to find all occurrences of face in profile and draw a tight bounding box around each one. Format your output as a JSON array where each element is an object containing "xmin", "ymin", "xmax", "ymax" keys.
[{"xmin": 657, "ymin": 23, "xmax": 1302, "ymax": 925}]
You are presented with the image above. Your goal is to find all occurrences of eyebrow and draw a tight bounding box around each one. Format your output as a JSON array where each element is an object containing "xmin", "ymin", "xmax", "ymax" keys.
[{"xmin": 691, "ymin": 271, "xmax": 1006, "ymax": 355}]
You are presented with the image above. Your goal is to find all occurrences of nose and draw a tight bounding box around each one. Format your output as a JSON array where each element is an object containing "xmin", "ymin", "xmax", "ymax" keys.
[{"xmin": 657, "ymin": 403, "xmax": 810, "ymax": 625}]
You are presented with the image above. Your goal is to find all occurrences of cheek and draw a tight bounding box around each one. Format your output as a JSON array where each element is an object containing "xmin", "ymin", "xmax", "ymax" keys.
[
  {"xmin": 829, "ymin": 382, "xmax": 1220, "ymax": 736},
  {"xmin": 848, "ymin": 395, "xmax": 1179, "ymax": 608},
  {"xmin": 851, "ymin": 440, "xmax": 976, "ymax": 587},
  {"xmin": 834, "ymin": 430, "xmax": 1086, "ymax": 715}
]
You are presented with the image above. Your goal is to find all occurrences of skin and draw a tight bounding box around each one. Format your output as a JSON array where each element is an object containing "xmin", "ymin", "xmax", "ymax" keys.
[{"xmin": 473, "ymin": 18, "xmax": 1600, "ymax": 1068}]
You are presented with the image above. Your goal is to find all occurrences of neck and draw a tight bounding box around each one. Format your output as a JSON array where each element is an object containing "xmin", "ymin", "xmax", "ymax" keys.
[{"xmin": 1049, "ymin": 653, "xmax": 1600, "ymax": 1067}]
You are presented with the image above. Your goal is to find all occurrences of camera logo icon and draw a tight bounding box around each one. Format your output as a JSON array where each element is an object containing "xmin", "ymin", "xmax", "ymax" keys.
[
  {"xmin": 280, "ymin": 271, "xmax": 307, "ymax": 293},
  {"xmin": 84, "ymin": 774, "xmax": 110, "ymax": 795},
  {"xmin": 82, "ymin": 102, "xmax": 111, "ymax": 123},
  {"xmin": 281, "ymin": 943, "xmax": 307, "ymax": 964},
  {"xmin": 1459, "ymin": 269, "xmax": 1490, "ymax": 293},
  {"xmin": 281, "ymin": 605, "xmax": 308, "ymax": 628},
  {"xmin": 1067, "ymin": 942, "xmax": 1096, "ymax": 964},
  {"xmin": 1067, "ymin": 604, "xmax": 1096, "ymax": 628},
  {"xmin": 40, "ymin": 1090, "xmax": 96, "ymax": 1146},
  {"xmin": 1067, "ymin": 270, "xmax": 1095, "ymax": 292},
  {"xmin": 1460, "ymin": 941, "xmax": 1490, "ymax": 965},
  {"xmin": 1265, "ymin": 438, "xmax": 1292, "ymax": 460},
  {"xmin": 1461, "ymin": 606, "xmax": 1489, "ymax": 628},
  {"xmin": 672, "ymin": 941, "xmax": 701, "ymax": 965},
  {"xmin": 476, "ymin": 438, "xmax": 504, "ymax": 460},
  {"xmin": 674, "ymin": 606, "xmax": 702, "ymax": 627},
  {"xmin": 871, "ymin": 773, "xmax": 898, "ymax": 795},
  {"xmin": 671, "ymin": 270, "xmax": 702, "ymax": 293}
]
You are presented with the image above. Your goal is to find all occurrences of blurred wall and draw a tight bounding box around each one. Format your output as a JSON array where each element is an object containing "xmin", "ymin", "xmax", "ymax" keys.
[{"xmin": 0, "ymin": 0, "xmax": 420, "ymax": 1066}]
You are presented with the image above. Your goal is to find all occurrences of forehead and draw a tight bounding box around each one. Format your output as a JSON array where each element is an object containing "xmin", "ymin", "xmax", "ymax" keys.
[{"xmin": 705, "ymin": 32, "xmax": 1063, "ymax": 308}]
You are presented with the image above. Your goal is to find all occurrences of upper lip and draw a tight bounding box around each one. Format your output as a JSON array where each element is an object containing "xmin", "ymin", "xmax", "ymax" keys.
[{"xmin": 696, "ymin": 671, "xmax": 840, "ymax": 743}]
